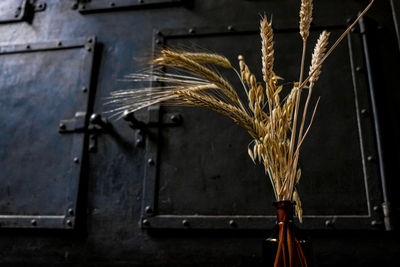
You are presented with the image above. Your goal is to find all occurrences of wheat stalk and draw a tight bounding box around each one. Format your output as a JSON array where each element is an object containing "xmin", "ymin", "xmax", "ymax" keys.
[{"xmin": 107, "ymin": 0, "xmax": 375, "ymax": 223}]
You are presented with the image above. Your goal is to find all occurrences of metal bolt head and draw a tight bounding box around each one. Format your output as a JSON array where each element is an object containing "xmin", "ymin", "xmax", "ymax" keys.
[
  {"xmin": 229, "ymin": 219, "xmax": 237, "ymax": 227},
  {"xmin": 110, "ymin": 2, "xmax": 115, "ymax": 7},
  {"xmin": 148, "ymin": 158, "xmax": 154, "ymax": 165},
  {"xmin": 136, "ymin": 138, "xmax": 144, "ymax": 147},
  {"xmin": 373, "ymin": 206, "xmax": 379, "ymax": 212},
  {"xmin": 59, "ymin": 123, "xmax": 66, "ymax": 130},
  {"xmin": 367, "ymin": 155, "xmax": 374, "ymax": 162},
  {"xmin": 182, "ymin": 219, "xmax": 189, "ymax": 227},
  {"xmin": 227, "ymin": 25, "xmax": 233, "ymax": 31},
  {"xmin": 142, "ymin": 219, "xmax": 150, "ymax": 226},
  {"xmin": 73, "ymin": 157, "xmax": 79, "ymax": 164},
  {"xmin": 188, "ymin": 28, "xmax": 195, "ymax": 34},
  {"xmin": 356, "ymin": 66, "xmax": 363, "ymax": 72},
  {"xmin": 66, "ymin": 220, "xmax": 73, "ymax": 227},
  {"xmin": 156, "ymin": 39, "xmax": 161, "ymax": 44},
  {"xmin": 139, "ymin": 0, "xmax": 144, "ymax": 3},
  {"xmin": 58, "ymin": 41, "xmax": 62, "ymax": 46},
  {"xmin": 26, "ymin": 45, "xmax": 31, "ymax": 49},
  {"xmin": 145, "ymin": 206, "xmax": 153, "ymax": 214},
  {"xmin": 82, "ymin": 86, "xmax": 88, "ymax": 93},
  {"xmin": 325, "ymin": 220, "xmax": 334, "ymax": 227},
  {"xmin": 361, "ymin": 109, "xmax": 367, "ymax": 115},
  {"xmin": 89, "ymin": 145, "xmax": 96, "ymax": 152},
  {"xmin": 71, "ymin": 2, "xmax": 78, "ymax": 9},
  {"xmin": 87, "ymin": 47, "xmax": 92, "ymax": 52},
  {"xmin": 371, "ymin": 220, "xmax": 377, "ymax": 227},
  {"xmin": 68, "ymin": 208, "xmax": 74, "ymax": 216},
  {"xmin": 170, "ymin": 114, "xmax": 178, "ymax": 122},
  {"xmin": 31, "ymin": 219, "xmax": 37, "ymax": 226}
]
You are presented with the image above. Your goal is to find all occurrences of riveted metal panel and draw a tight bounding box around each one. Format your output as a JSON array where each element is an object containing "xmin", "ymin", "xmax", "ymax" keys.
[
  {"xmin": 0, "ymin": 0, "xmax": 27, "ymax": 23},
  {"xmin": 0, "ymin": 36, "xmax": 96, "ymax": 229},
  {"xmin": 140, "ymin": 24, "xmax": 384, "ymax": 230}
]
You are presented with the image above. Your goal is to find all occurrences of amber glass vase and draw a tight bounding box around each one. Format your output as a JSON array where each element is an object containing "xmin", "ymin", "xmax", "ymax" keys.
[{"xmin": 262, "ymin": 201, "xmax": 313, "ymax": 267}]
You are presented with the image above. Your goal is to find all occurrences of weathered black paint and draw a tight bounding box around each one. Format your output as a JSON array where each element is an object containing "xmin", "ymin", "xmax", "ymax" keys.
[{"xmin": 0, "ymin": 0, "xmax": 400, "ymax": 266}]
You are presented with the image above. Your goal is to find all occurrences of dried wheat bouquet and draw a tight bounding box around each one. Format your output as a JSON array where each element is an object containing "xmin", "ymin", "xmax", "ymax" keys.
[{"xmin": 107, "ymin": 0, "xmax": 374, "ymax": 221}]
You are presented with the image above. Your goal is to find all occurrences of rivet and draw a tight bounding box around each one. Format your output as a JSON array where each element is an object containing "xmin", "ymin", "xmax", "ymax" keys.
[
  {"xmin": 346, "ymin": 18, "xmax": 352, "ymax": 24},
  {"xmin": 182, "ymin": 219, "xmax": 189, "ymax": 227},
  {"xmin": 139, "ymin": 0, "xmax": 144, "ymax": 3},
  {"xmin": 188, "ymin": 28, "xmax": 195, "ymax": 34},
  {"xmin": 170, "ymin": 114, "xmax": 179, "ymax": 122},
  {"xmin": 26, "ymin": 45, "xmax": 31, "ymax": 49},
  {"xmin": 17, "ymin": 6, "xmax": 22, "ymax": 11},
  {"xmin": 89, "ymin": 145, "xmax": 96, "ymax": 152},
  {"xmin": 57, "ymin": 41, "xmax": 62, "ymax": 46},
  {"xmin": 155, "ymin": 30, "xmax": 162, "ymax": 36},
  {"xmin": 227, "ymin": 25, "xmax": 233, "ymax": 31},
  {"xmin": 156, "ymin": 39, "xmax": 161, "ymax": 44},
  {"xmin": 110, "ymin": 2, "xmax": 115, "ymax": 7},
  {"xmin": 82, "ymin": 86, "xmax": 88, "ymax": 93},
  {"xmin": 373, "ymin": 206, "xmax": 379, "ymax": 212},
  {"xmin": 136, "ymin": 138, "xmax": 144, "ymax": 147},
  {"xmin": 367, "ymin": 155, "xmax": 374, "ymax": 162},
  {"xmin": 31, "ymin": 219, "xmax": 37, "ymax": 226},
  {"xmin": 14, "ymin": 14, "xmax": 19, "ymax": 18},
  {"xmin": 356, "ymin": 66, "xmax": 362, "ymax": 72},
  {"xmin": 229, "ymin": 219, "xmax": 237, "ymax": 227},
  {"xmin": 81, "ymin": 4, "xmax": 86, "ymax": 10},
  {"xmin": 148, "ymin": 158, "xmax": 154, "ymax": 165},
  {"xmin": 360, "ymin": 109, "xmax": 367, "ymax": 115},
  {"xmin": 71, "ymin": 2, "xmax": 78, "ymax": 9},
  {"xmin": 68, "ymin": 208, "xmax": 74, "ymax": 216},
  {"xmin": 66, "ymin": 220, "xmax": 73, "ymax": 227},
  {"xmin": 145, "ymin": 206, "xmax": 153, "ymax": 214},
  {"xmin": 38, "ymin": 4, "xmax": 44, "ymax": 9},
  {"xmin": 351, "ymin": 27, "xmax": 356, "ymax": 33},
  {"xmin": 325, "ymin": 220, "xmax": 334, "ymax": 227},
  {"xmin": 371, "ymin": 220, "xmax": 377, "ymax": 226},
  {"xmin": 87, "ymin": 47, "xmax": 92, "ymax": 52},
  {"xmin": 142, "ymin": 219, "xmax": 150, "ymax": 226},
  {"xmin": 87, "ymin": 38, "xmax": 93, "ymax": 44},
  {"xmin": 59, "ymin": 123, "xmax": 66, "ymax": 130},
  {"xmin": 73, "ymin": 157, "xmax": 79, "ymax": 164}
]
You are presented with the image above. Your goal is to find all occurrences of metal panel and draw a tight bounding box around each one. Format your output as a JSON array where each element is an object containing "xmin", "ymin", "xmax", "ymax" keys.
[
  {"xmin": 76, "ymin": 0, "xmax": 187, "ymax": 14},
  {"xmin": 0, "ymin": 0, "xmax": 46, "ymax": 24},
  {"xmin": 0, "ymin": 0, "xmax": 27, "ymax": 23},
  {"xmin": 140, "ymin": 24, "xmax": 385, "ymax": 230},
  {"xmin": 0, "ymin": 36, "xmax": 96, "ymax": 229}
]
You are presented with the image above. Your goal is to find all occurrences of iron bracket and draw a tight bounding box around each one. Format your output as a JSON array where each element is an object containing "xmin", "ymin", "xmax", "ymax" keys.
[
  {"xmin": 74, "ymin": 0, "xmax": 189, "ymax": 13},
  {"xmin": 124, "ymin": 111, "xmax": 182, "ymax": 147},
  {"xmin": 58, "ymin": 112, "xmax": 86, "ymax": 133}
]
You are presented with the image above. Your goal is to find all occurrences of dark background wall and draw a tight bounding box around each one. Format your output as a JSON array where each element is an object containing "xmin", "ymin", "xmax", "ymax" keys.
[{"xmin": 0, "ymin": 0, "xmax": 400, "ymax": 266}]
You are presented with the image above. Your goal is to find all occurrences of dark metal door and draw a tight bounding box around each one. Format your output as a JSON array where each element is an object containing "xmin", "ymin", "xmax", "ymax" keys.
[{"xmin": 0, "ymin": 0, "xmax": 399, "ymax": 266}]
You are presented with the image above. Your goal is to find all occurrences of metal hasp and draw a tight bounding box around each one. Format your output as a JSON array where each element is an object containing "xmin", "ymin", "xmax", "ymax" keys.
[
  {"xmin": 0, "ymin": 0, "xmax": 46, "ymax": 24},
  {"xmin": 0, "ymin": 36, "xmax": 96, "ymax": 229},
  {"xmin": 140, "ymin": 24, "xmax": 387, "ymax": 230},
  {"xmin": 358, "ymin": 16, "xmax": 392, "ymax": 231},
  {"xmin": 75, "ymin": 0, "xmax": 188, "ymax": 14}
]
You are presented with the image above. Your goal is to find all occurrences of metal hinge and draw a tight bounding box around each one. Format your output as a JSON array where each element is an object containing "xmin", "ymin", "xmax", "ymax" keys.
[
  {"xmin": 58, "ymin": 112, "xmax": 86, "ymax": 133},
  {"xmin": 124, "ymin": 111, "xmax": 182, "ymax": 147}
]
